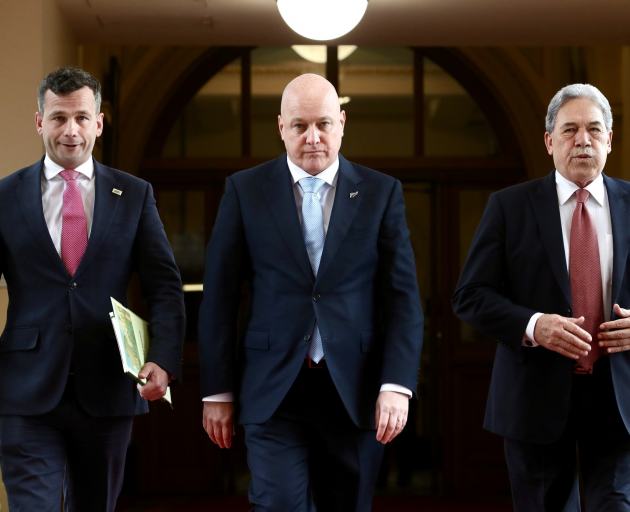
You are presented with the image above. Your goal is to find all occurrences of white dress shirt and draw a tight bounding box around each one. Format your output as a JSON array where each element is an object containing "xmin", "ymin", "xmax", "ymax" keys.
[
  {"xmin": 41, "ymin": 154, "xmax": 96, "ymax": 256},
  {"xmin": 204, "ymin": 156, "xmax": 412, "ymax": 402},
  {"xmin": 524, "ymin": 171, "xmax": 613, "ymax": 346}
]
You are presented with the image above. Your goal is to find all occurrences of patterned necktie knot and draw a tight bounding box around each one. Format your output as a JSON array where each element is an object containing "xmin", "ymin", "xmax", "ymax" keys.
[
  {"xmin": 299, "ymin": 177, "xmax": 325, "ymax": 196},
  {"xmin": 576, "ymin": 188, "xmax": 590, "ymax": 204},
  {"xmin": 60, "ymin": 169, "xmax": 80, "ymax": 182}
]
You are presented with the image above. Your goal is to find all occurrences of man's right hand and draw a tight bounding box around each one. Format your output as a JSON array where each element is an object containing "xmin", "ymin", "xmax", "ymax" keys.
[
  {"xmin": 203, "ymin": 402, "xmax": 235, "ymax": 449},
  {"xmin": 533, "ymin": 314, "xmax": 591, "ymax": 359}
]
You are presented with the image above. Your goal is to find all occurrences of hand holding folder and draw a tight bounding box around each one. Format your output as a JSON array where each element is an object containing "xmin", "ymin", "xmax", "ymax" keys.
[{"xmin": 110, "ymin": 297, "xmax": 172, "ymax": 405}]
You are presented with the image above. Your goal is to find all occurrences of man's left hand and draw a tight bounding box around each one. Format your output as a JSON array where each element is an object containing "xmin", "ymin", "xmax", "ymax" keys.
[
  {"xmin": 375, "ymin": 391, "xmax": 409, "ymax": 444},
  {"xmin": 599, "ymin": 304, "xmax": 630, "ymax": 353},
  {"xmin": 137, "ymin": 362, "xmax": 169, "ymax": 401}
]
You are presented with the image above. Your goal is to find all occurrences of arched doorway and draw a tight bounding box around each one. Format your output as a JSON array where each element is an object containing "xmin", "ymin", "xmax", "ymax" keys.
[{"xmin": 128, "ymin": 45, "xmax": 527, "ymax": 499}]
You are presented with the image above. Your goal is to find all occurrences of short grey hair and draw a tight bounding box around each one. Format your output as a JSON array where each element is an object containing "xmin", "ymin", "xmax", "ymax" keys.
[
  {"xmin": 545, "ymin": 84, "xmax": 612, "ymax": 134},
  {"xmin": 38, "ymin": 67, "xmax": 102, "ymax": 114}
]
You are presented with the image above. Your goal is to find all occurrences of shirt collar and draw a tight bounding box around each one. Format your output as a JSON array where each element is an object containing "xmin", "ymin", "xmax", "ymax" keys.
[
  {"xmin": 287, "ymin": 155, "xmax": 339, "ymax": 188},
  {"xmin": 43, "ymin": 154, "xmax": 94, "ymax": 181},
  {"xmin": 555, "ymin": 170, "xmax": 605, "ymax": 207}
]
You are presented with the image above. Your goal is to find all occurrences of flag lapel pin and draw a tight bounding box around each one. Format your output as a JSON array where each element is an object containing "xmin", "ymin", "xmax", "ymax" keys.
[{"xmin": 112, "ymin": 189, "xmax": 123, "ymax": 196}]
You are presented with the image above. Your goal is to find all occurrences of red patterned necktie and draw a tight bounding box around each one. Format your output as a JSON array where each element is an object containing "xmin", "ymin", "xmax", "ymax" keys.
[
  {"xmin": 60, "ymin": 170, "xmax": 88, "ymax": 277},
  {"xmin": 570, "ymin": 188, "xmax": 604, "ymax": 371}
]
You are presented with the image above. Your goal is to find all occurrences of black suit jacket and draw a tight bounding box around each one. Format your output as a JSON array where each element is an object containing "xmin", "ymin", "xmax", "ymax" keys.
[
  {"xmin": 452, "ymin": 170, "xmax": 630, "ymax": 443},
  {"xmin": 198, "ymin": 154, "xmax": 424, "ymax": 429},
  {"xmin": 0, "ymin": 157, "xmax": 185, "ymax": 417}
]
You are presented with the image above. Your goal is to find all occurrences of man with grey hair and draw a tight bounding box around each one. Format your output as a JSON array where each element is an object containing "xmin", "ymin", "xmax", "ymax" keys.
[{"xmin": 453, "ymin": 83, "xmax": 630, "ymax": 511}]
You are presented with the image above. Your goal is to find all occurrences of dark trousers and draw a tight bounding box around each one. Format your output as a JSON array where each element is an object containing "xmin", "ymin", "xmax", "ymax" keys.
[
  {"xmin": 244, "ymin": 360, "xmax": 385, "ymax": 512},
  {"xmin": 504, "ymin": 357, "xmax": 630, "ymax": 512},
  {"xmin": 0, "ymin": 376, "xmax": 133, "ymax": 512}
]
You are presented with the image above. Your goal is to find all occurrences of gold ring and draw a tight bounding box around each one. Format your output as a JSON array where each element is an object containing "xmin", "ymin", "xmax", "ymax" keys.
[{"xmin": 397, "ymin": 419, "xmax": 402, "ymax": 423}]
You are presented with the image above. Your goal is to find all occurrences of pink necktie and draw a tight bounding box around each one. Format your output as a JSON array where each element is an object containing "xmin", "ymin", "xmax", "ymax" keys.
[
  {"xmin": 570, "ymin": 188, "xmax": 604, "ymax": 371},
  {"xmin": 60, "ymin": 170, "xmax": 88, "ymax": 277}
]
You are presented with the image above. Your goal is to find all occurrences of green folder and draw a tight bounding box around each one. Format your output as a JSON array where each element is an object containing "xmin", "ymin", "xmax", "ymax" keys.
[{"xmin": 110, "ymin": 297, "xmax": 172, "ymax": 405}]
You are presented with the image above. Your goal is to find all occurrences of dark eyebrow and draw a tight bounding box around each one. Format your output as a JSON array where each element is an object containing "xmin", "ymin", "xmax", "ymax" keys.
[{"xmin": 48, "ymin": 110, "xmax": 92, "ymax": 117}]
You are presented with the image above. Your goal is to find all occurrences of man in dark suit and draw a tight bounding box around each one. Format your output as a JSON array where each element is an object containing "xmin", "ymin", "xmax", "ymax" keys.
[
  {"xmin": 453, "ymin": 84, "xmax": 630, "ymax": 511},
  {"xmin": 0, "ymin": 68, "xmax": 185, "ymax": 511},
  {"xmin": 199, "ymin": 74, "xmax": 424, "ymax": 511}
]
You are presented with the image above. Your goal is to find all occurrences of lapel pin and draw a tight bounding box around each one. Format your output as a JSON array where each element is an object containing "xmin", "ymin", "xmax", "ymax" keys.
[
  {"xmin": 349, "ymin": 191, "xmax": 359, "ymax": 199},
  {"xmin": 112, "ymin": 189, "xmax": 123, "ymax": 196}
]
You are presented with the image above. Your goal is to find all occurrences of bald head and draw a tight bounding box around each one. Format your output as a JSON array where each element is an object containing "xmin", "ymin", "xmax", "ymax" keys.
[
  {"xmin": 281, "ymin": 74, "xmax": 340, "ymax": 118},
  {"xmin": 278, "ymin": 74, "xmax": 346, "ymax": 176}
]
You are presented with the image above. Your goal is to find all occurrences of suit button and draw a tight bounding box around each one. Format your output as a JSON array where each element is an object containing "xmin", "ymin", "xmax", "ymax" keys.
[
  {"xmin": 304, "ymin": 335, "xmax": 311, "ymax": 341},
  {"xmin": 66, "ymin": 325, "xmax": 72, "ymax": 332},
  {"xmin": 313, "ymin": 294, "xmax": 321, "ymax": 302},
  {"xmin": 70, "ymin": 282, "xmax": 77, "ymax": 290}
]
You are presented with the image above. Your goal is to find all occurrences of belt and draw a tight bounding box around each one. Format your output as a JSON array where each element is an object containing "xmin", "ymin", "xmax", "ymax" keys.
[
  {"xmin": 304, "ymin": 357, "xmax": 326, "ymax": 369},
  {"xmin": 574, "ymin": 363, "xmax": 593, "ymax": 375}
]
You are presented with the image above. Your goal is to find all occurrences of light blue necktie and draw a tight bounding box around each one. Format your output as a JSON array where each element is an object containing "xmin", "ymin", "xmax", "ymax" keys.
[{"xmin": 299, "ymin": 177, "xmax": 326, "ymax": 362}]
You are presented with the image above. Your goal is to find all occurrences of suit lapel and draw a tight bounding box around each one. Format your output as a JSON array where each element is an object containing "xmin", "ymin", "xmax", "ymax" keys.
[
  {"xmin": 528, "ymin": 171, "xmax": 572, "ymax": 309},
  {"xmin": 73, "ymin": 160, "xmax": 122, "ymax": 279},
  {"xmin": 604, "ymin": 174, "xmax": 630, "ymax": 310},
  {"xmin": 262, "ymin": 156, "xmax": 315, "ymax": 284},
  {"xmin": 316, "ymin": 155, "xmax": 365, "ymax": 285},
  {"xmin": 15, "ymin": 158, "xmax": 69, "ymax": 277}
]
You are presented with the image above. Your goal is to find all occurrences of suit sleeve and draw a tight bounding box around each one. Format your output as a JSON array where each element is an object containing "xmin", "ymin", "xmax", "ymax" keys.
[
  {"xmin": 451, "ymin": 192, "xmax": 536, "ymax": 351},
  {"xmin": 133, "ymin": 183, "xmax": 186, "ymax": 381},
  {"xmin": 377, "ymin": 179, "xmax": 424, "ymax": 395},
  {"xmin": 198, "ymin": 177, "xmax": 248, "ymax": 398}
]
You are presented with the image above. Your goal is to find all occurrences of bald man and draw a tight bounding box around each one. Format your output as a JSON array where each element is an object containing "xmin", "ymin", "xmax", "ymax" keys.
[{"xmin": 198, "ymin": 74, "xmax": 424, "ymax": 511}]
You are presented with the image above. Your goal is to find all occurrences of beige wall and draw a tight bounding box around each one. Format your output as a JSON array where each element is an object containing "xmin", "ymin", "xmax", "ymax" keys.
[
  {"xmin": 622, "ymin": 47, "xmax": 630, "ymax": 182},
  {"xmin": 0, "ymin": 0, "xmax": 77, "ymax": 506}
]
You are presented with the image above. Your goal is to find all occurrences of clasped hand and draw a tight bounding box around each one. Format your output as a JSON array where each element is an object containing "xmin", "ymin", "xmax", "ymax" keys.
[
  {"xmin": 534, "ymin": 304, "xmax": 630, "ymax": 359},
  {"xmin": 598, "ymin": 304, "xmax": 630, "ymax": 353}
]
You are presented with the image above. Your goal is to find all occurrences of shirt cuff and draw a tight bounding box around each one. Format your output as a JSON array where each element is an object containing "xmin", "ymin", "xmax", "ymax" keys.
[
  {"xmin": 523, "ymin": 312, "xmax": 544, "ymax": 347},
  {"xmin": 380, "ymin": 383, "xmax": 412, "ymax": 398},
  {"xmin": 202, "ymin": 392, "xmax": 234, "ymax": 402}
]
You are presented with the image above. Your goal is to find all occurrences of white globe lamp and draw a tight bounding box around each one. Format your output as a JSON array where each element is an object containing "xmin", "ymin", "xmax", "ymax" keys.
[{"xmin": 277, "ymin": 0, "xmax": 369, "ymax": 41}]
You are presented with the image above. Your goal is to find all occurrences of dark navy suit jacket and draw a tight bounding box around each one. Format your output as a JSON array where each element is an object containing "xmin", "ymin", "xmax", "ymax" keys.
[
  {"xmin": 199, "ymin": 154, "xmax": 424, "ymax": 429},
  {"xmin": 453, "ymin": 170, "xmax": 630, "ymax": 443},
  {"xmin": 0, "ymin": 157, "xmax": 185, "ymax": 418}
]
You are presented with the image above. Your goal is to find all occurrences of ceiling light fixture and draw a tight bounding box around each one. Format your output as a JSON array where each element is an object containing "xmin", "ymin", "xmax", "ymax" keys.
[
  {"xmin": 292, "ymin": 45, "xmax": 358, "ymax": 64},
  {"xmin": 277, "ymin": 0, "xmax": 368, "ymax": 41}
]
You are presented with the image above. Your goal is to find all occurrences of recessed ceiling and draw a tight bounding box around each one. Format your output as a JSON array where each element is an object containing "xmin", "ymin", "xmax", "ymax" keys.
[{"xmin": 56, "ymin": 0, "xmax": 630, "ymax": 46}]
